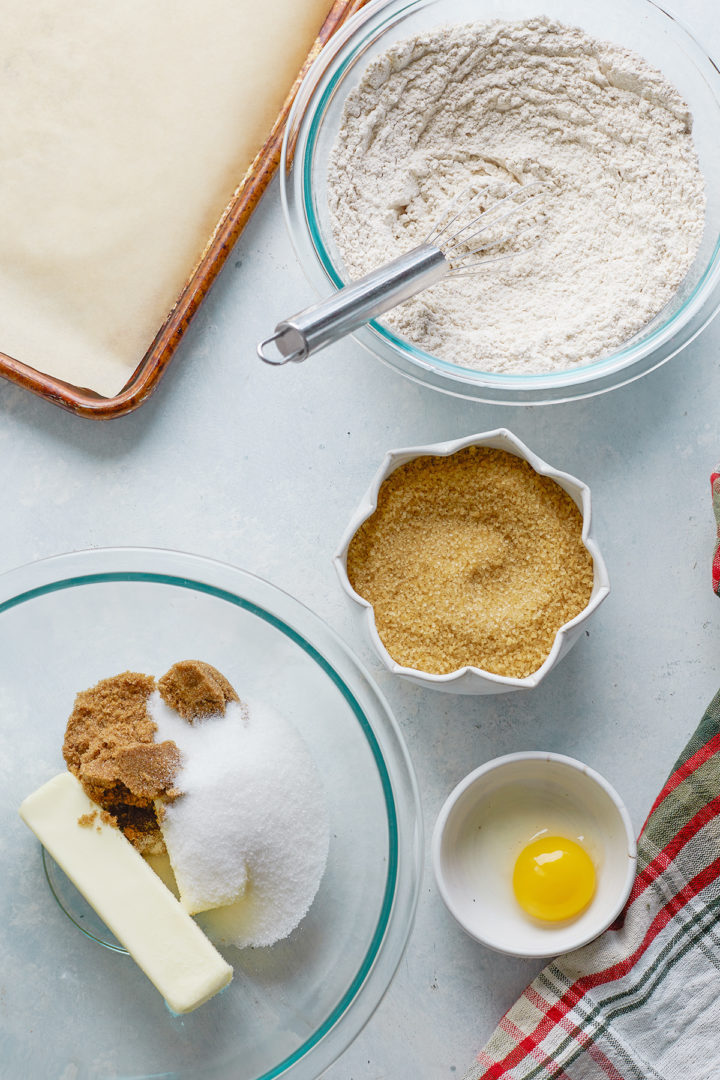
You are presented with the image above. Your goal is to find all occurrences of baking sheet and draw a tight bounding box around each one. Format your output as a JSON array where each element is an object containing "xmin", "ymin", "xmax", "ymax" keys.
[{"xmin": 0, "ymin": 0, "xmax": 368, "ymax": 419}]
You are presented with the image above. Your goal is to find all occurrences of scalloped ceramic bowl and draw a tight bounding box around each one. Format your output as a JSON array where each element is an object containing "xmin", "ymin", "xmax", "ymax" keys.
[{"xmin": 334, "ymin": 430, "xmax": 610, "ymax": 694}]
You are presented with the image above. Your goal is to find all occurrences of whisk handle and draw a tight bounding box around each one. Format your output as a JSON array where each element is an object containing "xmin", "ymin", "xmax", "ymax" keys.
[{"xmin": 257, "ymin": 243, "xmax": 448, "ymax": 365}]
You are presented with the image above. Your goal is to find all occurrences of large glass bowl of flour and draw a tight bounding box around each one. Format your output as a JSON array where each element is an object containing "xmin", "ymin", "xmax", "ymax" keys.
[
  {"xmin": 0, "ymin": 548, "xmax": 422, "ymax": 1080},
  {"xmin": 282, "ymin": 0, "xmax": 720, "ymax": 404}
]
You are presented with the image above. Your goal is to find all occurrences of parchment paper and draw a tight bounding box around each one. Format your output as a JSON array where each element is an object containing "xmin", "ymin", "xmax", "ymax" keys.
[{"xmin": 0, "ymin": 0, "xmax": 332, "ymax": 396}]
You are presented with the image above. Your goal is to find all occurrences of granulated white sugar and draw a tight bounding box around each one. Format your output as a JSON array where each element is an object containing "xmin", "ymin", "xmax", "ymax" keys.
[
  {"xmin": 150, "ymin": 692, "xmax": 329, "ymax": 948},
  {"xmin": 327, "ymin": 17, "xmax": 706, "ymax": 374}
]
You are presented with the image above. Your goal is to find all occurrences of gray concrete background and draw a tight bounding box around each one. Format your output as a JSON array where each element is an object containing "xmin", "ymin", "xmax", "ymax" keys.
[{"xmin": 2, "ymin": 1, "xmax": 719, "ymax": 1072}]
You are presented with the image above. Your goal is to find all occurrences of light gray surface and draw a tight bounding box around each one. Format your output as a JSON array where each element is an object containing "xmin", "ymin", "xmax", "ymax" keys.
[{"xmin": 2, "ymin": 1, "xmax": 720, "ymax": 1073}]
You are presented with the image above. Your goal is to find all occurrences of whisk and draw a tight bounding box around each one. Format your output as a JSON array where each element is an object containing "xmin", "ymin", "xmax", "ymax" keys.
[{"xmin": 257, "ymin": 181, "xmax": 546, "ymax": 366}]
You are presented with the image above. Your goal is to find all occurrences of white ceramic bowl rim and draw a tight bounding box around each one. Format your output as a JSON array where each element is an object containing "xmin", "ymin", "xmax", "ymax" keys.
[
  {"xmin": 431, "ymin": 751, "xmax": 638, "ymax": 958},
  {"xmin": 334, "ymin": 429, "xmax": 610, "ymax": 688}
]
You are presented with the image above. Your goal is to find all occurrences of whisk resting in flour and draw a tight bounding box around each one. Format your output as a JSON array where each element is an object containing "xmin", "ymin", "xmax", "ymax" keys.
[{"xmin": 258, "ymin": 181, "xmax": 547, "ymax": 365}]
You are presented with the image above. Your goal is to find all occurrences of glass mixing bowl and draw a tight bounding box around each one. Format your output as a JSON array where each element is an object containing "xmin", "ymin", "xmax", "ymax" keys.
[
  {"xmin": 0, "ymin": 548, "xmax": 421, "ymax": 1080},
  {"xmin": 281, "ymin": 0, "xmax": 720, "ymax": 404}
]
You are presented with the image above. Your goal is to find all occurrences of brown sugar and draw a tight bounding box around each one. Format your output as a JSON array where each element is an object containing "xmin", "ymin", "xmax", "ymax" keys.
[
  {"xmin": 346, "ymin": 446, "xmax": 594, "ymax": 678},
  {"xmin": 158, "ymin": 660, "xmax": 238, "ymax": 721},
  {"xmin": 79, "ymin": 741, "xmax": 182, "ymax": 802},
  {"xmin": 62, "ymin": 661, "xmax": 236, "ymax": 854},
  {"xmin": 63, "ymin": 671, "xmax": 170, "ymax": 854}
]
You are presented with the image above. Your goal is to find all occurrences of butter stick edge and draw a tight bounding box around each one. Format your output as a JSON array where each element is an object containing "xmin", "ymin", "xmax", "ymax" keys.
[{"xmin": 19, "ymin": 772, "xmax": 233, "ymax": 1013}]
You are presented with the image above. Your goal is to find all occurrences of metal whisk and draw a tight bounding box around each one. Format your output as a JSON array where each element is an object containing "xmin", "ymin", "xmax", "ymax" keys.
[{"xmin": 257, "ymin": 181, "xmax": 546, "ymax": 366}]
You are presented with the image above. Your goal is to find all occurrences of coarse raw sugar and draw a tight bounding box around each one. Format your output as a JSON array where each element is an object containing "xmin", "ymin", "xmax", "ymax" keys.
[{"xmin": 346, "ymin": 447, "xmax": 594, "ymax": 678}]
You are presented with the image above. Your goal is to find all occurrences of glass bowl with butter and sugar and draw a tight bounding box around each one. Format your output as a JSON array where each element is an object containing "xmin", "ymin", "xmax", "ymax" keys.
[{"xmin": 2, "ymin": 548, "xmax": 421, "ymax": 1080}]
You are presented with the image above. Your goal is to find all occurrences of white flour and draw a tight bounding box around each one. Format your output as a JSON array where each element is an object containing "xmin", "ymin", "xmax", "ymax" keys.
[{"xmin": 327, "ymin": 18, "xmax": 706, "ymax": 374}]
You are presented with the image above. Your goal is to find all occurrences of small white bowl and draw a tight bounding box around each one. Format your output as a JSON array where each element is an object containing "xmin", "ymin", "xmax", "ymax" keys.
[
  {"xmin": 431, "ymin": 753, "xmax": 637, "ymax": 958},
  {"xmin": 334, "ymin": 429, "xmax": 610, "ymax": 694}
]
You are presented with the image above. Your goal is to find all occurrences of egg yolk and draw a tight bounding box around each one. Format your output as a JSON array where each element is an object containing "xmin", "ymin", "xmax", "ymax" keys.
[{"xmin": 512, "ymin": 836, "xmax": 595, "ymax": 922}]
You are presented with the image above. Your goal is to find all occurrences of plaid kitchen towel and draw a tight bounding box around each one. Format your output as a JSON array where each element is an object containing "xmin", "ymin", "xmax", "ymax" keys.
[
  {"xmin": 712, "ymin": 467, "xmax": 720, "ymax": 595},
  {"xmin": 464, "ymin": 691, "xmax": 720, "ymax": 1080},
  {"xmin": 465, "ymin": 478, "xmax": 720, "ymax": 1080}
]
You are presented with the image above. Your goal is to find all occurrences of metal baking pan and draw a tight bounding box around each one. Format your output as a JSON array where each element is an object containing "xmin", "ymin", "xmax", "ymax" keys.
[{"xmin": 0, "ymin": 0, "xmax": 368, "ymax": 420}]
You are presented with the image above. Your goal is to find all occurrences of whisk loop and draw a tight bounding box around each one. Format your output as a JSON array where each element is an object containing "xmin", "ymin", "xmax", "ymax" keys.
[{"xmin": 258, "ymin": 180, "xmax": 548, "ymax": 365}]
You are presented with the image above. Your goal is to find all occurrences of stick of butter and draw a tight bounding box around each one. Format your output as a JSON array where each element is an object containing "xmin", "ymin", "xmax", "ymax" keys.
[{"xmin": 19, "ymin": 772, "xmax": 233, "ymax": 1013}]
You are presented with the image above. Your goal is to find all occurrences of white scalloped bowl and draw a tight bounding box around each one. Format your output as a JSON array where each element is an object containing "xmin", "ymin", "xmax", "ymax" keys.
[{"xmin": 334, "ymin": 429, "xmax": 610, "ymax": 694}]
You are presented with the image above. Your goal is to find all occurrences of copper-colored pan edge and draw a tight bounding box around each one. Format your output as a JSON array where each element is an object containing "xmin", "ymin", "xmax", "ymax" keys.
[{"xmin": 0, "ymin": 0, "xmax": 370, "ymax": 420}]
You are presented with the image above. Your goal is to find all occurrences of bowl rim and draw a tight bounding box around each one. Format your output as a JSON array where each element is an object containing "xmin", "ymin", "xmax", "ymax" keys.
[
  {"xmin": 333, "ymin": 428, "xmax": 610, "ymax": 690},
  {"xmin": 0, "ymin": 546, "xmax": 424, "ymax": 1080},
  {"xmin": 430, "ymin": 751, "xmax": 638, "ymax": 958},
  {"xmin": 281, "ymin": 0, "xmax": 720, "ymax": 404}
]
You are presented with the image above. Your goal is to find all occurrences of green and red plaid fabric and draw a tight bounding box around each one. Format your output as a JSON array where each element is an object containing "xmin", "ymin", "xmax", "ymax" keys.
[
  {"xmin": 712, "ymin": 468, "xmax": 720, "ymax": 594},
  {"xmin": 465, "ymin": 482, "xmax": 720, "ymax": 1080},
  {"xmin": 465, "ymin": 695, "xmax": 720, "ymax": 1080}
]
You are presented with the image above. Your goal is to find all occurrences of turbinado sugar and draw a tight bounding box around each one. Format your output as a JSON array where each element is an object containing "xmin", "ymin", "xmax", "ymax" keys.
[
  {"xmin": 347, "ymin": 446, "xmax": 594, "ymax": 678},
  {"xmin": 150, "ymin": 693, "xmax": 329, "ymax": 948}
]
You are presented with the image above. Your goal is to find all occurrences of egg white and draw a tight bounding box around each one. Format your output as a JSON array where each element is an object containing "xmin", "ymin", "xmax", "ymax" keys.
[{"xmin": 451, "ymin": 780, "xmax": 610, "ymax": 948}]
